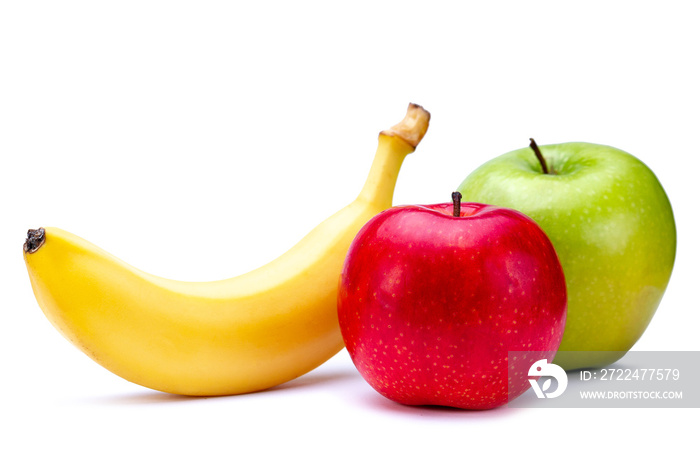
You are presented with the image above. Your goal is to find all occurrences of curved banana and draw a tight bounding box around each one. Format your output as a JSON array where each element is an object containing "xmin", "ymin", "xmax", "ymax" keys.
[{"xmin": 24, "ymin": 104, "xmax": 430, "ymax": 396}]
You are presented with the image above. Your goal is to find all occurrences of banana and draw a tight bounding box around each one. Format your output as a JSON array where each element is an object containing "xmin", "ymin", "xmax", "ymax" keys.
[{"xmin": 23, "ymin": 104, "xmax": 430, "ymax": 396}]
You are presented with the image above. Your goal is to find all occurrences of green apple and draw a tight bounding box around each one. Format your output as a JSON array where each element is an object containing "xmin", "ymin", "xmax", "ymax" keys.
[{"xmin": 457, "ymin": 141, "xmax": 676, "ymax": 370}]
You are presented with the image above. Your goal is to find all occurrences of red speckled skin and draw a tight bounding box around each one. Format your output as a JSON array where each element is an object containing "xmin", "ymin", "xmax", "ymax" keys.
[{"xmin": 338, "ymin": 202, "xmax": 567, "ymax": 409}]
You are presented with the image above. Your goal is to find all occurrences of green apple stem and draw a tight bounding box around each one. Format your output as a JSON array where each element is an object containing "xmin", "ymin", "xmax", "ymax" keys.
[
  {"xmin": 452, "ymin": 192, "xmax": 462, "ymax": 217},
  {"xmin": 529, "ymin": 138, "xmax": 550, "ymax": 174}
]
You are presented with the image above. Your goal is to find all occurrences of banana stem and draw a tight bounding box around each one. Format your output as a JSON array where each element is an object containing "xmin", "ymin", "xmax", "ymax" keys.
[
  {"xmin": 381, "ymin": 103, "xmax": 431, "ymax": 149},
  {"xmin": 358, "ymin": 104, "xmax": 430, "ymax": 207}
]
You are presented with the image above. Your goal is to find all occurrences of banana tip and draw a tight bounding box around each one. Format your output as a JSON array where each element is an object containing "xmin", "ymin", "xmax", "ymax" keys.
[{"xmin": 24, "ymin": 228, "xmax": 46, "ymax": 254}]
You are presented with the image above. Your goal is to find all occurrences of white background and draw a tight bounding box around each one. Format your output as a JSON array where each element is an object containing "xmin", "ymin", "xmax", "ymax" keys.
[{"xmin": 2, "ymin": 1, "xmax": 698, "ymax": 463}]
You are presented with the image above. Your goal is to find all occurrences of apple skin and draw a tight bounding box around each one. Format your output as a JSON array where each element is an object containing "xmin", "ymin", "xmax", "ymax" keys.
[
  {"xmin": 457, "ymin": 142, "xmax": 676, "ymax": 370},
  {"xmin": 337, "ymin": 202, "xmax": 567, "ymax": 410}
]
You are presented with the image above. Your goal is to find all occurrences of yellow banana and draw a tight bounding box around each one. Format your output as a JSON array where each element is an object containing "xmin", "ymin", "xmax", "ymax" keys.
[{"xmin": 23, "ymin": 104, "xmax": 430, "ymax": 396}]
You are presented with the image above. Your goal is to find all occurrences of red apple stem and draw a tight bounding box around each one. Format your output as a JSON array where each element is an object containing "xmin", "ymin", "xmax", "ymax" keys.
[
  {"xmin": 452, "ymin": 192, "xmax": 462, "ymax": 217},
  {"xmin": 529, "ymin": 138, "xmax": 550, "ymax": 174}
]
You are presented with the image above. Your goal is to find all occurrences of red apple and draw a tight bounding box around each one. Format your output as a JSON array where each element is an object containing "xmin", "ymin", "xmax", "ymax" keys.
[{"xmin": 337, "ymin": 194, "xmax": 567, "ymax": 409}]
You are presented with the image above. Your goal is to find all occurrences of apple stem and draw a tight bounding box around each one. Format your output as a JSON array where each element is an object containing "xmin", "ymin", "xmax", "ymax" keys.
[
  {"xmin": 452, "ymin": 192, "xmax": 462, "ymax": 217},
  {"xmin": 529, "ymin": 138, "xmax": 550, "ymax": 174}
]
